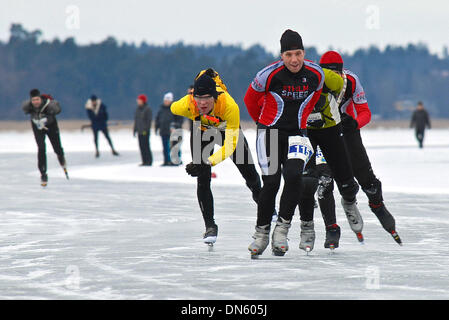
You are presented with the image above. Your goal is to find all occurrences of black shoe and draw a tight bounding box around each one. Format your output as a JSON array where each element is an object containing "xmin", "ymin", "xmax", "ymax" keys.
[
  {"xmin": 112, "ymin": 150, "xmax": 120, "ymax": 156},
  {"xmin": 95, "ymin": 151, "xmax": 100, "ymax": 158},
  {"xmin": 203, "ymin": 225, "xmax": 218, "ymax": 244},
  {"xmin": 324, "ymin": 224, "xmax": 341, "ymax": 249}
]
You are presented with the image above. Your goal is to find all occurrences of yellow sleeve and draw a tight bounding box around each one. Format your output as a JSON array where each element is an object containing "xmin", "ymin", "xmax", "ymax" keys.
[
  {"xmin": 324, "ymin": 68, "xmax": 344, "ymax": 95},
  {"xmin": 170, "ymin": 95, "xmax": 195, "ymax": 120},
  {"xmin": 208, "ymin": 93, "xmax": 240, "ymax": 166}
]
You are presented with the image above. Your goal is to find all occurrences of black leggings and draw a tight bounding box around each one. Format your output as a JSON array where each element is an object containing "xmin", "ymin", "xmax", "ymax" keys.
[
  {"xmin": 190, "ymin": 126, "xmax": 261, "ymax": 228},
  {"xmin": 32, "ymin": 121, "xmax": 65, "ymax": 175},
  {"xmin": 307, "ymin": 124, "xmax": 359, "ymax": 201},
  {"xmin": 256, "ymin": 127, "xmax": 305, "ymax": 226},
  {"xmin": 303, "ymin": 128, "xmax": 384, "ymax": 226},
  {"xmin": 93, "ymin": 127, "xmax": 115, "ymax": 151}
]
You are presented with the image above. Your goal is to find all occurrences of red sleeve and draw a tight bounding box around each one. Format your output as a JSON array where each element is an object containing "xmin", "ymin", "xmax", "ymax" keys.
[
  {"xmin": 300, "ymin": 88, "xmax": 322, "ymax": 128},
  {"xmin": 347, "ymin": 101, "xmax": 371, "ymax": 129},
  {"xmin": 244, "ymin": 84, "xmax": 264, "ymax": 123}
]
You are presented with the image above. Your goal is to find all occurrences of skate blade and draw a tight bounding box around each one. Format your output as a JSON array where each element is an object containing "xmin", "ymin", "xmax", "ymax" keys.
[
  {"xmin": 272, "ymin": 247, "xmax": 287, "ymax": 256},
  {"xmin": 305, "ymin": 246, "xmax": 312, "ymax": 256},
  {"xmin": 203, "ymin": 236, "xmax": 217, "ymax": 244},
  {"xmin": 327, "ymin": 244, "xmax": 338, "ymax": 253},
  {"xmin": 391, "ymin": 231, "xmax": 403, "ymax": 246},
  {"xmin": 356, "ymin": 232, "xmax": 365, "ymax": 243},
  {"xmin": 249, "ymin": 248, "xmax": 262, "ymax": 259}
]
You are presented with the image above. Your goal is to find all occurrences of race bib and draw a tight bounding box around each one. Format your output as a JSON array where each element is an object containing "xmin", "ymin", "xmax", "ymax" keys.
[
  {"xmin": 315, "ymin": 145, "xmax": 327, "ymax": 165},
  {"xmin": 288, "ymin": 135, "xmax": 313, "ymax": 164}
]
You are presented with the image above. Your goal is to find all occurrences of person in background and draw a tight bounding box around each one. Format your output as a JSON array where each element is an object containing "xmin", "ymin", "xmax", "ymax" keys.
[
  {"xmin": 410, "ymin": 101, "xmax": 431, "ymax": 148},
  {"xmin": 85, "ymin": 94, "xmax": 119, "ymax": 158},
  {"xmin": 133, "ymin": 94, "xmax": 153, "ymax": 166},
  {"xmin": 155, "ymin": 92, "xmax": 176, "ymax": 166},
  {"xmin": 170, "ymin": 94, "xmax": 185, "ymax": 165},
  {"xmin": 22, "ymin": 89, "xmax": 68, "ymax": 186}
]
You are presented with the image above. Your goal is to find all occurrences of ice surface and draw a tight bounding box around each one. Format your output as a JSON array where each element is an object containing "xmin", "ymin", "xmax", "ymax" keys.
[{"xmin": 0, "ymin": 128, "xmax": 448, "ymax": 299}]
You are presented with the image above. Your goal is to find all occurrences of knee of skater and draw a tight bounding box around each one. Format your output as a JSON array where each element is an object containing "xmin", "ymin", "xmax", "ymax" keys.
[
  {"xmin": 317, "ymin": 176, "xmax": 334, "ymax": 198},
  {"xmin": 362, "ymin": 178, "xmax": 383, "ymax": 204},
  {"xmin": 339, "ymin": 180, "xmax": 359, "ymax": 201}
]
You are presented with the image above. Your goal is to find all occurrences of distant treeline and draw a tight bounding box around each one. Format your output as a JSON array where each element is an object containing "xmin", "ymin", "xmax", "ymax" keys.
[{"xmin": 1, "ymin": 24, "xmax": 448, "ymax": 121}]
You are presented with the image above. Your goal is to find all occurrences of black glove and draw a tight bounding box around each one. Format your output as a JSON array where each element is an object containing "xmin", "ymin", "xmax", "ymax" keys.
[
  {"xmin": 341, "ymin": 114, "xmax": 359, "ymax": 133},
  {"xmin": 185, "ymin": 162, "xmax": 210, "ymax": 177}
]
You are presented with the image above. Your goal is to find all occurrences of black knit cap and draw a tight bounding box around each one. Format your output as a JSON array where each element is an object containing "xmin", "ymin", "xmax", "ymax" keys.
[
  {"xmin": 30, "ymin": 89, "xmax": 41, "ymax": 98},
  {"xmin": 193, "ymin": 74, "xmax": 217, "ymax": 99},
  {"xmin": 280, "ymin": 29, "xmax": 304, "ymax": 53}
]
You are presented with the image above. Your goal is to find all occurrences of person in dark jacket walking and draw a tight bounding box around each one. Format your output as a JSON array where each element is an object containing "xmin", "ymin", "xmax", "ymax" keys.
[
  {"xmin": 85, "ymin": 95, "xmax": 119, "ymax": 157},
  {"xmin": 410, "ymin": 101, "xmax": 431, "ymax": 148},
  {"xmin": 133, "ymin": 94, "xmax": 153, "ymax": 166},
  {"xmin": 155, "ymin": 92, "xmax": 177, "ymax": 166},
  {"xmin": 22, "ymin": 89, "xmax": 68, "ymax": 186}
]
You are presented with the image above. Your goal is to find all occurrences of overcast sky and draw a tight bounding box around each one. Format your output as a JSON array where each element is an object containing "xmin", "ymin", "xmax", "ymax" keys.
[{"xmin": 1, "ymin": 0, "xmax": 448, "ymax": 56}]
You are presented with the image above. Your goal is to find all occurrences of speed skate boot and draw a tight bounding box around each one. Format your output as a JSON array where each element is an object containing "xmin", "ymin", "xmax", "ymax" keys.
[
  {"xmin": 299, "ymin": 220, "xmax": 315, "ymax": 254},
  {"xmin": 341, "ymin": 198, "xmax": 364, "ymax": 243},
  {"xmin": 324, "ymin": 224, "xmax": 341, "ymax": 251},
  {"xmin": 370, "ymin": 202, "xmax": 402, "ymax": 245},
  {"xmin": 271, "ymin": 217, "xmax": 291, "ymax": 256},
  {"xmin": 248, "ymin": 225, "xmax": 270, "ymax": 259}
]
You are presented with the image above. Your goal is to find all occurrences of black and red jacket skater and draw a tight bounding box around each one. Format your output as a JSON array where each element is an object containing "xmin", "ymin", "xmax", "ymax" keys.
[{"xmin": 244, "ymin": 59, "xmax": 324, "ymax": 133}]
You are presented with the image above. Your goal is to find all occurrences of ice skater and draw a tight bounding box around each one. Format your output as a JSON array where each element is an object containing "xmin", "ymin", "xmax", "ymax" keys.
[
  {"xmin": 171, "ymin": 68, "xmax": 262, "ymax": 246},
  {"xmin": 85, "ymin": 94, "xmax": 119, "ymax": 158},
  {"xmin": 22, "ymin": 89, "xmax": 68, "ymax": 186},
  {"xmin": 297, "ymin": 51, "xmax": 402, "ymax": 251},
  {"xmin": 244, "ymin": 29, "xmax": 329, "ymax": 257}
]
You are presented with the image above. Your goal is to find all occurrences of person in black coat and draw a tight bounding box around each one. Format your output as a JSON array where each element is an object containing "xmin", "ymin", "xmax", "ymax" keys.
[
  {"xmin": 155, "ymin": 92, "xmax": 178, "ymax": 166},
  {"xmin": 133, "ymin": 94, "xmax": 153, "ymax": 166},
  {"xmin": 22, "ymin": 89, "xmax": 67, "ymax": 186},
  {"xmin": 85, "ymin": 95, "xmax": 119, "ymax": 157},
  {"xmin": 410, "ymin": 101, "xmax": 431, "ymax": 148}
]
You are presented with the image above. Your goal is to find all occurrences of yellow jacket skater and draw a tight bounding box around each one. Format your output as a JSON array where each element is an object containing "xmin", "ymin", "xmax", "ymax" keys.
[{"xmin": 170, "ymin": 68, "xmax": 263, "ymax": 245}]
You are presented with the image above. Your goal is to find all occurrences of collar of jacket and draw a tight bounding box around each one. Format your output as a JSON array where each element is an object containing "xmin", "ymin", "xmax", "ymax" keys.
[{"xmin": 85, "ymin": 99, "xmax": 102, "ymax": 115}]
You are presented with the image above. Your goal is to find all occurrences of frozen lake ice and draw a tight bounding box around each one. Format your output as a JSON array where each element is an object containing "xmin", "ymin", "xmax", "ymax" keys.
[{"xmin": 0, "ymin": 128, "xmax": 448, "ymax": 299}]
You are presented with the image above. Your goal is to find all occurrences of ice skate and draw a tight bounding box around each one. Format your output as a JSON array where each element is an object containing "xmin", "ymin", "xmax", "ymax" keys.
[
  {"xmin": 370, "ymin": 203, "xmax": 402, "ymax": 245},
  {"xmin": 299, "ymin": 220, "xmax": 315, "ymax": 254},
  {"xmin": 203, "ymin": 225, "xmax": 218, "ymax": 246},
  {"xmin": 271, "ymin": 217, "xmax": 291, "ymax": 256},
  {"xmin": 324, "ymin": 224, "xmax": 341, "ymax": 251},
  {"xmin": 341, "ymin": 198, "xmax": 364, "ymax": 243},
  {"xmin": 248, "ymin": 225, "xmax": 270, "ymax": 259}
]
